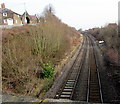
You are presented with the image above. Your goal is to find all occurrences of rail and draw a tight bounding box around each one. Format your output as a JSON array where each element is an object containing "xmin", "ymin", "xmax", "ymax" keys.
[
  {"xmin": 88, "ymin": 35, "xmax": 103, "ymax": 103},
  {"xmin": 54, "ymin": 36, "xmax": 88, "ymax": 99}
]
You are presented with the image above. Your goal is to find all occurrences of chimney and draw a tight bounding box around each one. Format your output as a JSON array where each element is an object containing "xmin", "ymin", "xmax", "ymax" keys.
[{"xmin": 1, "ymin": 3, "xmax": 5, "ymax": 8}]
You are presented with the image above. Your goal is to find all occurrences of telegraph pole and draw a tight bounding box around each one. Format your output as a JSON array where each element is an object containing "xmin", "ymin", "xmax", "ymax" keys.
[{"xmin": 24, "ymin": 2, "xmax": 27, "ymax": 23}]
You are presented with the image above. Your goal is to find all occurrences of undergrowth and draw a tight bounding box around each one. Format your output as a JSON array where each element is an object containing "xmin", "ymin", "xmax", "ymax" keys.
[{"xmin": 2, "ymin": 11, "xmax": 81, "ymax": 97}]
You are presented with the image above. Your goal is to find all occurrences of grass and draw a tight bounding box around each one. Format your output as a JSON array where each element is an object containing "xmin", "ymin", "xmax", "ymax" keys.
[{"xmin": 2, "ymin": 12, "xmax": 81, "ymax": 98}]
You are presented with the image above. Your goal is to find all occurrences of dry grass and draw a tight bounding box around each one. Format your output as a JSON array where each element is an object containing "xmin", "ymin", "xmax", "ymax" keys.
[{"xmin": 2, "ymin": 13, "xmax": 81, "ymax": 97}]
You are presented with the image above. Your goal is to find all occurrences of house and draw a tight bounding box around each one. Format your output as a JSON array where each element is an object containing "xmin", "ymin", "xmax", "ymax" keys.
[
  {"xmin": 0, "ymin": 3, "xmax": 22, "ymax": 25},
  {"xmin": 21, "ymin": 11, "xmax": 38, "ymax": 24},
  {"xmin": 21, "ymin": 11, "xmax": 31, "ymax": 24},
  {"xmin": 30, "ymin": 15, "xmax": 38, "ymax": 24},
  {"xmin": 108, "ymin": 23, "xmax": 117, "ymax": 28}
]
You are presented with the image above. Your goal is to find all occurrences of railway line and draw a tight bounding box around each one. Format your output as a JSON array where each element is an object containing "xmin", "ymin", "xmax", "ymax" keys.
[
  {"xmin": 87, "ymin": 36, "xmax": 103, "ymax": 103},
  {"xmin": 54, "ymin": 35, "xmax": 103, "ymax": 103},
  {"xmin": 54, "ymin": 35, "xmax": 88, "ymax": 99}
]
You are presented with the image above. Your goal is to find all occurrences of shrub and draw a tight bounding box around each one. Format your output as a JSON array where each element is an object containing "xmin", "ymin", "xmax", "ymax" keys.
[
  {"xmin": 2, "ymin": 10, "xmax": 81, "ymax": 96},
  {"xmin": 41, "ymin": 63, "xmax": 55, "ymax": 78}
]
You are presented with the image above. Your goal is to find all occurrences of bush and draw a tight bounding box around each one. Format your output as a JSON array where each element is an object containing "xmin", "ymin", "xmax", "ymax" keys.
[
  {"xmin": 41, "ymin": 63, "xmax": 55, "ymax": 78},
  {"xmin": 2, "ymin": 10, "xmax": 81, "ymax": 96},
  {"xmin": 86, "ymin": 23, "xmax": 119, "ymax": 66}
]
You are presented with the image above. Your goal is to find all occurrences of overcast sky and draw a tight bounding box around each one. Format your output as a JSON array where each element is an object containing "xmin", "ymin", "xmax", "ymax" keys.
[{"xmin": 0, "ymin": 0, "xmax": 119, "ymax": 30}]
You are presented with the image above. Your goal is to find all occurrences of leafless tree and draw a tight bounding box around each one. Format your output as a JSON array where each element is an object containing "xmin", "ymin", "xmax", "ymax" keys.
[{"xmin": 43, "ymin": 4, "xmax": 55, "ymax": 15}]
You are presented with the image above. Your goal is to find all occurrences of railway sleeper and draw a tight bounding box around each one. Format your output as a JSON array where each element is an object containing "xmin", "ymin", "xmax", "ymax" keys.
[
  {"xmin": 89, "ymin": 96, "xmax": 101, "ymax": 99},
  {"xmin": 67, "ymin": 80, "xmax": 75, "ymax": 81},
  {"xmin": 60, "ymin": 94, "xmax": 71, "ymax": 99},
  {"xmin": 65, "ymin": 83, "xmax": 74, "ymax": 86},
  {"xmin": 90, "ymin": 86, "xmax": 99, "ymax": 89},
  {"xmin": 90, "ymin": 79, "xmax": 98, "ymax": 82},
  {"xmin": 63, "ymin": 88, "xmax": 73, "ymax": 91},
  {"xmin": 69, "ymin": 77, "xmax": 77, "ymax": 79},
  {"xmin": 66, "ymin": 81, "xmax": 75, "ymax": 83},
  {"xmin": 89, "ymin": 99, "xmax": 101, "ymax": 102},
  {"xmin": 89, "ymin": 98, "xmax": 101, "ymax": 101},
  {"xmin": 64, "ymin": 86, "xmax": 73, "ymax": 89},
  {"xmin": 90, "ymin": 74, "xmax": 97, "ymax": 77},
  {"xmin": 62, "ymin": 92, "xmax": 72, "ymax": 95},
  {"xmin": 90, "ymin": 90, "xmax": 100, "ymax": 93},
  {"xmin": 89, "ymin": 99, "xmax": 101, "ymax": 103},
  {"xmin": 90, "ymin": 82, "xmax": 99, "ymax": 84},
  {"xmin": 68, "ymin": 78, "xmax": 76, "ymax": 80},
  {"xmin": 90, "ymin": 77, "xmax": 98, "ymax": 80},
  {"xmin": 90, "ymin": 86, "xmax": 99, "ymax": 88},
  {"xmin": 90, "ymin": 88, "xmax": 100, "ymax": 91},
  {"xmin": 89, "ymin": 93, "xmax": 100, "ymax": 96}
]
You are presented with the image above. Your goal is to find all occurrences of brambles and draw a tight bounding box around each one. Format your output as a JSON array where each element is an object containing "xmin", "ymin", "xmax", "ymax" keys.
[
  {"xmin": 2, "ymin": 11, "xmax": 81, "ymax": 97},
  {"xmin": 40, "ymin": 63, "xmax": 55, "ymax": 78}
]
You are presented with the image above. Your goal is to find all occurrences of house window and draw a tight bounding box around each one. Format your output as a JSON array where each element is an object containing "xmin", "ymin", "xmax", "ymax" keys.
[
  {"xmin": 4, "ymin": 19, "xmax": 7, "ymax": 23},
  {"xmin": 3, "ymin": 13, "xmax": 7, "ymax": 16}
]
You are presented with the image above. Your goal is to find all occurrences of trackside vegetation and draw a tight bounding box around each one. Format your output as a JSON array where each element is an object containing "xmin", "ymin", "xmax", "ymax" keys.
[
  {"xmin": 85, "ymin": 24, "xmax": 119, "ymax": 66},
  {"xmin": 41, "ymin": 63, "xmax": 55, "ymax": 78},
  {"xmin": 2, "ymin": 9, "xmax": 82, "ymax": 97}
]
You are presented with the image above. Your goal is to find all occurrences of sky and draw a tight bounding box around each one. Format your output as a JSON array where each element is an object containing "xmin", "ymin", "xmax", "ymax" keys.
[{"xmin": 0, "ymin": 0, "xmax": 119, "ymax": 30}]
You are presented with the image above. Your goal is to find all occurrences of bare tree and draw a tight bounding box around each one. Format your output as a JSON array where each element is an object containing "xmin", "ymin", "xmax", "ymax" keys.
[
  {"xmin": 44, "ymin": 4, "xmax": 55, "ymax": 15},
  {"xmin": 35, "ymin": 14, "xmax": 40, "ymax": 23}
]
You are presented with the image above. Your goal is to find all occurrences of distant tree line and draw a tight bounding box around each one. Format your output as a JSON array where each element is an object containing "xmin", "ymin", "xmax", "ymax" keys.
[{"xmin": 83, "ymin": 23, "xmax": 119, "ymax": 66}]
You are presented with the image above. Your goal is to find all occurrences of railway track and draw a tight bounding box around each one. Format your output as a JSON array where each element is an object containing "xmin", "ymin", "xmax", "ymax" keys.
[
  {"xmin": 54, "ymin": 36, "xmax": 88, "ymax": 99},
  {"xmin": 87, "ymin": 36, "xmax": 103, "ymax": 103},
  {"xmin": 54, "ymin": 35, "xmax": 103, "ymax": 103}
]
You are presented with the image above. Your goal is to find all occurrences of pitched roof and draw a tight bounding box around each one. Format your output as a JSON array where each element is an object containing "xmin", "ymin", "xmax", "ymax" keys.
[
  {"xmin": 22, "ymin": 11, "xmax": 37, "ymax": 20},
  {"xmin": 22, "ymin": 11, "xmax": 30, "ymax": 17},
  {"xmin": 0, "ymin": 8, "xmax": 21, "ymax": 15}
]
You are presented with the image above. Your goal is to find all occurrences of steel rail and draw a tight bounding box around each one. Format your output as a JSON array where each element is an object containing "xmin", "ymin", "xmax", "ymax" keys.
[
  {"xmin": 86, "ymin": 38, "xmax": 92, "ymax": 102},
  {"xmin": 55, "ymin": 35, "xmax": 88, "ymax": 99},
  {"xmin": 92, "ymin": 39, "xmax": 104, "ymax": 103},
  {"xmin": 70, "ymin": 36, "xmax": 89, "ymax": 99},
  {"xmin": 88, "ymin": 35, "xmax": 103, "ymax": 103}
]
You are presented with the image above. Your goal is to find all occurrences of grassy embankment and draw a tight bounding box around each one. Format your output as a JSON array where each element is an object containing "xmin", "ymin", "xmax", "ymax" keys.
[{"xmin": 2, "ymin": 12, "xmax": 82, "ymax": 98}]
